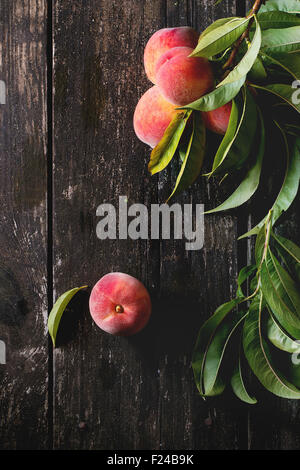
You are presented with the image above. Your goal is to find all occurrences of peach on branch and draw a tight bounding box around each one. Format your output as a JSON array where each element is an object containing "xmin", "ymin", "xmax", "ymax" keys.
[
  {"xmin": 202, "ymin": 101, "xmax": 232, "ymax": 135},
  {"xmin": 133, "ymin": 85, "xmax": 179, "ymax": 148},
  {"xmin": 156, "ymin": 46, "xmax": 214, "ymax": 106},
  {"xmin": 144, "ymin": 27, "xmax": 199, "ymax": 84},
  {"xmin": 89, "ymin": 272, "xmax": 152, "ymax": 336}
]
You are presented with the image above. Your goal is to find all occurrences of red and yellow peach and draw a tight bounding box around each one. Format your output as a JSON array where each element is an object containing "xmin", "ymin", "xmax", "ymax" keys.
[
  {"xmin": 133, "ymin": 85, "xmax": 179, "ymax": 148},
  {"xmin": 144, "ymin": 27, "xmax": 199, "ymax": 84},
  {"xmin": 156, "ymin": 46, "xmax": 214, "ymax": 106},
  {"xmin": 89, "ymin": 272, "xmax": 152, "ymax": 336},
  {"xmin": 202, "ymin": 101, "xmax": 232, "ymax": 135}
]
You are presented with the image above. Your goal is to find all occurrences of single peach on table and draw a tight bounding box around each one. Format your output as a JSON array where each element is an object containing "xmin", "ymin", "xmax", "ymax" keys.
[
  {"xmin": 133, "ymin": 85, "xmax": 179, "ymax": 148},
  {"xmin": 156, "ymin": 46, "xmax": 214, "ymax": 106},
  {"xmin": 144, "ymin": 26, "xmax": 199, "ymax": 84},
  {"xmin": 202, "ymin": 101, "xmax": 232, "ymax": 135},
  {"xmin": 89, "ymin": 272, "xmax": 152, "ymax": 336}
]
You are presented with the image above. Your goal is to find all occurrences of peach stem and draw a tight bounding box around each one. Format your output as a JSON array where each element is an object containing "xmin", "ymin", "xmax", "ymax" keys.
[{"xmin": 115, "ymin": 304, "xmax": 124, "ymax": 313}]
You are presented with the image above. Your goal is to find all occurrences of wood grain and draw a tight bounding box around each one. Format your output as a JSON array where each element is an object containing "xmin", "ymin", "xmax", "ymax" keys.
[
  {"xmin": 0, "ymin": 0, "xmax": 48, "ymax": 450},
  {"xmin": 52, "ymin": 0, "xmax": 164, "ymax": 450},
  {"xmin": 52, "ymin": 0, "xmax": 250, "ymax": 450},
  {"xmin": 157, "ymin": 0, "xmax": 249, "ymax": 450},
  {"xmin": 0, "ymin": 0, "xmax": 299, "ymax": 450}
]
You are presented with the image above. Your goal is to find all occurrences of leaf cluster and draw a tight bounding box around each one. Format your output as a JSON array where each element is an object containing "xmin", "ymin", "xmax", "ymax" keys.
[{"xmin": 147, "ymin": 0, "xmax": 300, "ymax": 402}]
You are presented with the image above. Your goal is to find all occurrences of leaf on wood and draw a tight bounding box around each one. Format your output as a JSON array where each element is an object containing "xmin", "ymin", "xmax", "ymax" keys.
[
  {"xmin": 231, "ymin": 347, "xmax": 257, "ymax": 404},
  {"xmin": 203, "ymin": 309, "xmax": 248, "ymax": 396},
  {"xmin": 192, "ymin": 298, "xmax": 241, "ymax": 395},
  {"xmin": 48, "ymin": 286, "xmax": 88, "ymax": 347},
  {"xmin": 236, "ymin": 265, "xmax": 257, "ymax": 299}
]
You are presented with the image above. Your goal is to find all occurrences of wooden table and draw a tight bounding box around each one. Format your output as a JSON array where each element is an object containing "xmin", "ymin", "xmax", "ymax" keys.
[{"xmin": 0, "ymin": 0, "xmax": 299, "ymax": 450}]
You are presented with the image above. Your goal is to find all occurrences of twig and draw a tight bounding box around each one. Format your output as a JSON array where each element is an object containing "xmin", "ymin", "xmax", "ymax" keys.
[{"xmin": 222, "ymin": 0, "xmax": 266, "ymax": 73}]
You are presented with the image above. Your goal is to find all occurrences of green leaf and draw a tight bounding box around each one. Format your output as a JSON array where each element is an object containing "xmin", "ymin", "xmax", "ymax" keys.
[
  {"xmin": 48, "ymin": 286, "xmax": 88, "ymax": 347},
  {"xmin": 210, "ymin": 87, "xmax": 257, "ymax": 175},
  {"xmin": 261, "ymin": 25, "xmax": 300, "ymax": 54},
  {"xmin": 267, "ymin": 313, "xmax": 300, "ymax": 353},
  {"xmin": 261, "ymin": 51, "xmax": 300, "ymax": 81},
  {"xmin": 148, "ymin": 111, "xmax": 192, "ymax": 176},
  {"xmin": 251, "ymin": 83, "xmax": 300, "ymax": 114},
  {"xmin": 260, "ymin": 248, "xmax": 300, "ymax": 336},
  {"xmin": 205, "ymin": 107, "xmax": 264, "ymax": 213},
  {"xmin": 181, "ymin": 77, "xmax": 245, "ymax": 112},
  {"xmin": 240, "ymin": 134, "xmax": 300, "ymax": 238},
  {"xmin": 200, "ymin": 17, "xmax": 236, "ymax": 39},
  {"xmin": 208, "ymin": 96, "xmax": 239, "ymax": 174},
  {"xmin": 167, "ymin": 112, "xmax": 206, "ymax": 202},
  {"xmin": 190, "ymin": 17, "xmax": 251, "ymax": 58},
  {"xmin": 192, "ymin": 298, "xmax": 241, "ymax": 395},
  {"xmin": 249, "ymin": 56, "xmax": 268, "ymax": 81},
  {"xmin": 203, "ymin": 309, "xmax": 248, "ymax": 396},
  {"xmin": 273, "ymin": 233, "xmax": 300, "ymax": 282},
  {"xmin": 231, "ymin": 349, "xmax": 257, "ymax": 404},
  {"xmin": 257, "ymin": 11, "xmax": 300, "ymax": 29},
  {"xmin": 260, "ymin": 0, "xmax": 300, "ymax": 14},
  {"xmin": 236, "ymin": 265, "xmax": 257, "ymax": 299},
  {"xmin": 255, "ymin": 224, "xmax": 300, "ymax": 340},
  {"xmin": 218, "ymin": 16, "xmax": 262, "ymax": 87},
  {"xmin": 243, "ymin": 293, "xmax": 300, "ymax": 399}
]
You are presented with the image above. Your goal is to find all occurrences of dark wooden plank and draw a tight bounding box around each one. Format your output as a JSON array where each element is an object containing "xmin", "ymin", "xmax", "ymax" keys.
[
  {"xmin": 52, "ymin": 0, "xmax": 254, "ymax": 450},
  {"xmin": 157, "ymin": 0, "xmax": 249, "ymax": 450},
  {"xmin": 52, "ymin": 0, "xmax": 165, "ymax": 450},
  {"xmin": 0, "ymin": 0, "xmax": 48, "ymax": 450}
]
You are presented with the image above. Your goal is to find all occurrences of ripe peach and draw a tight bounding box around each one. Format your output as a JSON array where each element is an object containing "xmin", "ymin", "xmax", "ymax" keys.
[
  {"xmin": 133, "ymin": 85, "xmax": 179, "ymax": 148},
  {"xmin": 144, "ymin": 27, "xmax": 199, "ymax": 84},
  {"xmin": 156, "ymin": 47, "xmax": 214, "ymax": 106},
  {"xmin": 202, "ymin": 102, "xmax": 232, "ymax": 135},
  {"xmin": 89, "ymin": 272, "xmax": 152, "ymax": 336}
]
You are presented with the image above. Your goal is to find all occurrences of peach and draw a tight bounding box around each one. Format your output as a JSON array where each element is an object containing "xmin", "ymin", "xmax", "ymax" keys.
[
  {"xmin": 202, "ymin": 102, "xmax": 232, "ymax": 135},
  {"xmin": 89, "ymin": 272, "xmax": 152, "ymax": 336},
  {"xmin": 144, "ymin": 27, "xmax": 199, "ymax": 84},
  {"xmin": 133, "ymin": 85, "xmax": 179, "ymax": 148},
  {"xmin": 156, "ymin": 47, "xmax": 214, "ymax": 106}
]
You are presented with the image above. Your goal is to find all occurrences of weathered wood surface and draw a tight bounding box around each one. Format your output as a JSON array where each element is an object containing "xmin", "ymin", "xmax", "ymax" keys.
[
  {"xmin": 0, "ymin": 0, "xmax": 48, "ymax": 450},
  {"xmin": 52, "ymin": 0, "xmax": 246, "ymax": 450},
  {"xmin": 0, "ymin": 0, "xmax": 299, "ymax": 450}
]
